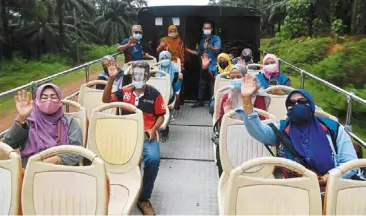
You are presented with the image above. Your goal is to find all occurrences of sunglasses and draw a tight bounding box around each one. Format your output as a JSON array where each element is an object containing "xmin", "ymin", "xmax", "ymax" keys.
[
  {"xmin": 286, "ymin": 98, "xmax": 310, "ymax": 107},
  {"xmin": 134, "ymin": 31, "xmax": 143, "ymax": 34}
]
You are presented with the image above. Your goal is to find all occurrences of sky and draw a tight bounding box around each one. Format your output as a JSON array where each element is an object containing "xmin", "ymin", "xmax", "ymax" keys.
[{"xmin": 147, "ymin": 0, "xmax": 209, "ymax": 6}]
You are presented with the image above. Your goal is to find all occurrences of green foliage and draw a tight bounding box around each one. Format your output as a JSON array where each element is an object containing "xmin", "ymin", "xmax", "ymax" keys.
[
  {"xmin": 331, "ymin": 19, "xmax": 345, "ymax": 36},
  {"xmin": 86, "ymin": 44, "xmax": 119, "ymax": 61}
]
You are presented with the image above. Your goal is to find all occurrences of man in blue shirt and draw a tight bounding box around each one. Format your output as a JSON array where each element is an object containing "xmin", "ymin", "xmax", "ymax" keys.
[
  {"xmin": 186, "ymin": 21, "xmax": 221, "ymax": 108},
  {"xmin": 117, "ymin": 25, "xmax": 155, "ymax": 64}
]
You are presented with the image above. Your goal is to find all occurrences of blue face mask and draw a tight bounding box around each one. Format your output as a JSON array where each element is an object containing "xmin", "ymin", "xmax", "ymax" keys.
[
  {"xmin": 133, "ymin": 33, "xmax": 142, "ymax": 41},
  {"xmin": 230, "ymin": 79, "xmax": 242, "ymax": 89},
  {"xmin": 160, "ymin": 59, "xmax": 170, "ymax": 67},
  {"xmin": 287, "ymin": 104, "xmax": 313, "ymax": 123}
]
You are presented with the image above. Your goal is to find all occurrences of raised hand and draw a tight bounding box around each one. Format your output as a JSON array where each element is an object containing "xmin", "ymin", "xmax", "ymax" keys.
[
  {"xmin": 128, "ymin": 36, "xmax": 136, "ymax": 47},
  {"xmin": 201, "ymin": 53, "xmax": 211, "ymax": 70},
  {"xmin": 238, "ymin": 58, "xmax": 246, "ymax": 66},
  {"xmin": 241, "ymin": 73, "xmax": 257, "ymax": 98},
  {"xmin": 223, "ymin": 98, "xmax": 233, "ymax": 113},
  {"xmin": 15, "ymin": 90, "xmax": 33, "ymax": 122}
]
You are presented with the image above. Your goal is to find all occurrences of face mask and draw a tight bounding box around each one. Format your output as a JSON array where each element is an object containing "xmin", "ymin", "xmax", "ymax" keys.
[
  {"xmin": 203, "ymin": 29, "xmax": 212, "ymax": 35},
  {"xmin": 242, "ymin": 55, "xmax": 252, "ymax": 62},
  {"xmin": 133, "ymin": 33, "xmax": 142, "ymax": 41},
  {"xmin": 263, "ymin": 64, "xmax": 277, "ymax": 74},
  {"xmin": 287, "ymin": 104, "xmax": 313, "ymax": 123},
  {"xmin": 230, "ymin": 79, "xmax": 242, "ymax": 89},
  {"xmin": 168, "ymin": 32, "xmax": 177, "ymax": 38},
  {"xmin": 160, "ymin": 59, "xmax": 170, "ymax": 67},
  {"xmin": 132, "ymin": 80, "xmax": 145, "ymax": 89},
  {"xmin": 37, "ymin": 100, "xmax": 61, "ymax": 115},
  {"xmin": 219, "ymin": 61, "xmax": 229, "ymax": 69}
]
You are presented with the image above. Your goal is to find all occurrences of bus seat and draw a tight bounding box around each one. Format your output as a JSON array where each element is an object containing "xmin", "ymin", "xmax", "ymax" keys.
[
  {"xmin": 78, "ymin": 80, "xmax": 115, "ymax": 119},
  {"xmin": 21, "ymin": 145, "xmax": 108, "ymax": 215},
  {"xmin": 325, "ymin": 159, "xmax": 366, "ymax": 215},
  {"xmin": 315, "ymin": 109, "xmax": 338, "ymax": 122},
  {"xmin": 214, "ymin": 72, "xmax": 231, "ymax": 100},
  {"xmin": 62, "ymin": 100, "xmax": 87, "ymax": 147},
  {"xmin": 122, "ymin": 59, "xmax": 157, "ymax": 71},
  {"xmin": 87, "ymin": 102, "xmax": 144, "ymax": 215},
  {"xmin": 148, "ymin": 70, "xmax": 171, "ymax": 130},
  {"xmin": 223, "ymin": 157, "xmax": 322, "ymax": 215},
  {"xmin": 246, "ymin": 63, "xmax": 263, "ymax": 75},
  {"xmin": 213, "ymin": 86, "xmax": 231, "ymax": 126},
  {"xmin": 218, "ymin": 109, "xmax": 276, "ymax": 215},
  {"xmin": 0, "ymin": 142, "xmax": 22, "ymax": 215},
  {"xmin": 265, "ymin": 85, "xmax": 295, "ymax": 120}
]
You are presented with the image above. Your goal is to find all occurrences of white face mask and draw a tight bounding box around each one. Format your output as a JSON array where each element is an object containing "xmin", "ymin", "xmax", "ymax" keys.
[
  {"xmin": 168, "ymin": 32, "xmax": 177, "ymax": 38},
  {"xmin": 263, "ymin": 64, "xmax": 278, "ymax": 74},
  {"xmin": 203, "ymin": 29, "xmax": 212, "ymax": 35}
]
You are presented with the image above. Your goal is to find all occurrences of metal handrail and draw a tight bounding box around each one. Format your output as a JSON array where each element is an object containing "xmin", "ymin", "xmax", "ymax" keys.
[{"xmin": 260, "ymin": 49, "xmax": 366, "ymax": 147}]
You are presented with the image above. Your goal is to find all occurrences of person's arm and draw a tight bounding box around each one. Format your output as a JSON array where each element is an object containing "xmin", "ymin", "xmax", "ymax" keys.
[
  {"xmin": 57, "ymin": 117, "xmax": 82, "ymax": 166},
  {"xmin": 3, "ymin": 121, "xmax": 29, "ymax": 150},
  {"xmin": 185, "ymin": 47, "xmax": 198, "ymax": 55},
  {"xmin": 102, "ymin": 65, "xmax": 122, "ymax": 103},
  {"xmin": 335, "ymin": 125, "xmax": 359, "ymax": 179},
  {"xmin": 117, "ymin": 38, "xmax": 134, "ymax": 53},
  {"xmin": 156, "ymin": 38, "xmax": 166, "ymax": 52},
  {"xmin": 146, "ymin": 94, "xmax": 166, "ymax": 140},
  {"xmin": 144, "ymin": 52, "xmax": 156, "ymax": 61},
  {"xmin": 208, "ymin": 36, "xmax": 221, "ymax": 54}
]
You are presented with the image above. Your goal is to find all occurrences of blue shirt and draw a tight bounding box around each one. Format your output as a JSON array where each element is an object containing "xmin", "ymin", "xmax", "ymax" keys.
[
  {"xmin": 120, "ymin": 38, "xmax": 144, "ymax": 63},
  {"xmin": 197, "ymin": 35, "xmax": 221, "ymax": 72},
  {"xmin": 235, "ymin": 109, "xmax": 360, "ymax": 179}
]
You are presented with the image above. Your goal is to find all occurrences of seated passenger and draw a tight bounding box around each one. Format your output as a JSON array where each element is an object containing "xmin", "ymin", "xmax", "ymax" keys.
[
  {"xmin": 4, "ymin": 84, "xmax": 82, "ymax": 168},
  {"xmin": 102, "ymin": 61, "xmax": 165, "ymax": 215},
  {"xmin": 96, "ymin": 55, "xmax": 126, "ymax": 90},
  {"xmin": 208, "ymin": 53, "xmax": 233, "ymax": 116},
  {"xmin": 219, "ymin": 64, "xmax": 270, "ymax": 122},
  {"xmin": 232, "ymin": 48, "xmax": 254, "ymax": 66},
  {"xmin": 156, "ymin": 25, "xmax": 185, "ymax": 68},
  {"xmin": 256, "ymin": 53, "xmax": 291, "ymax": 89},
  {"xmin": 157, "ymin": 51, "xmax": 183, "ymax": 105},
  {"xmin": 238, "ymin": 73, "xmax": 362, "ymax": 185}
]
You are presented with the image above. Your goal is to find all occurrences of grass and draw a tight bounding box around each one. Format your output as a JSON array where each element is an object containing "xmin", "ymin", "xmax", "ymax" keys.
[{"xmin": 0, "ymin": 49, "xmax": 124, "ymax": 117}]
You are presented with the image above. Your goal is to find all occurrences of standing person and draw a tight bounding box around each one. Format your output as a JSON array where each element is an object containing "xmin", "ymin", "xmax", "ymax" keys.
[
  {"xmin": 186, "ymin": 21, "xmax": 221, "ymax": 108},
  {"xmin": 117, "ymin": 25, "xmax": 155, "ymax": 64},
  {"xmin": 102, "ymin": 61, "xmax": 165, "ymax": 215},
  {"xmin": 156, "ymin": 25, "xmax": 185, "ymax": 68}
]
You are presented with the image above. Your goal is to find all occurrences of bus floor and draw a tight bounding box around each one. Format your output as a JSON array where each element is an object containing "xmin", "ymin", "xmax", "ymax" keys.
[{"xmin": 131, "ymin": 104, "xmax": 219, "ymax": 215}]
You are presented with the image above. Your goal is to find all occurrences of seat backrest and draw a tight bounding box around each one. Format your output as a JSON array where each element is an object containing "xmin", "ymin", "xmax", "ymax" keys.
[
  {"xmin": 148, "ymin": 70, "xmax": 171, "ymax": 105},
  {"xmin": 78, "ymin": 80, "xmax": 115, "ymax": 119},
  {"xmin": 62, "ymin": 100, "xmax": 87, "ymax": 147},
  {"xmin": 315, "ymin": 109, "xmax": 338, "ymax": 122},
  {"xmin": 265, "ymin": 85, "xmax": 295, "ymax": 120},
  {"xmin": 213, "ymin": 86, "xmax": 231, "ymax": 125},
  {"xmin": 214, "ymin": 72, "xmax": 231, "ymax": 98},
  {"xmin": 0, "ymin": 143, "xmax": 22, "ymax": 215},
  {"xmin": 219, "ymin": 109, "xmax": 277, "ymax": 176},
  {"xmin": 325, "ymin": 159, "xmax": 366, "ymax": 215},
  {"xmin": 21, "ymin": 145, "xmax": 108, "ymax": 215},
  {"xmin": 87, "ymin": 102, "xmax": 144, "ymax": 174},
  {"xmin": 247, "ymin": 63, "xmax": 263, "ymax": 76},
  {"xmin": 225, "ymin": 157, "xmax": 322, "ymax": 215}
]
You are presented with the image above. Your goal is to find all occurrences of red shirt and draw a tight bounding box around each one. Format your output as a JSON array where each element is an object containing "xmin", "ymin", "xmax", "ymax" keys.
[{"xmin": 112, "ymin": 85, "xmax": 166, "ymax": 130}]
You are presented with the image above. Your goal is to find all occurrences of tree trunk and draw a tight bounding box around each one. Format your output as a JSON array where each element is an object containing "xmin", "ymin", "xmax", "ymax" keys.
[
  {"xmin": 0, "ymin": 0, "xmax": 12, "ymax": 60},
  {"xmin": 277, "ymin": 20, "xmax": 281, "ymax": 33},
  {"xmin": 57, "ymin": 0, "xmax": 65, "ymax": 52}
]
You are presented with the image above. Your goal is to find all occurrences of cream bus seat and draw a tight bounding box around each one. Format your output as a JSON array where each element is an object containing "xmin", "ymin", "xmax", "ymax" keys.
[
  {"xmin": 223, "ymin": 157, "xmax": 322, "ymax": 215},
  {"xmin": 246, "ymin": 63, "xmax": 263, "ymax": 75},
  {"xmin": 21, "ymin": 145, "xmax": 109, "ymax": 215},
  {"xmin": 212, "ymin": 86, "xmax": 231, "ymax": 126},
  {"xmin": 78, "ymin": 80, "xmax": 115, "ymax": 119},
  {"xmin": 148, "ymin": 70, "xmax": 171, "ymax": 130},
  {"xmin": 325, "ymin": 159, "xmax": 366, "ymax": 215},
  {"xmin": 62, "ymin": 100, "xmax": 87, "ymax": 147},
  {"xmin": 214, "ymin": 72, "xmax": 230, "ymax": 100},
  {"xmin": 218, "ymin": 109, "xmax": 276, "ymax": 215},
  {"xmin": 265, "ymin": 85, "xmax": 295, "ymax": 120},
  {"xmin": 87, "ymin": 102, "xmax": 144, "ymax": 215},
  {"xmin": 0, "ymin": 142, "xmax": 22, "ymax": 215},
  {"xmin": 315, "ymin": 109, "xmax": 338, "ymax": 122}
]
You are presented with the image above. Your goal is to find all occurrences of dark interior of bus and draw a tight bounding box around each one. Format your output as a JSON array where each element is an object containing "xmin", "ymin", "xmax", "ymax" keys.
[{"xmin": 139, "ymin": 11, "xmax": 260, "ymax": 102}]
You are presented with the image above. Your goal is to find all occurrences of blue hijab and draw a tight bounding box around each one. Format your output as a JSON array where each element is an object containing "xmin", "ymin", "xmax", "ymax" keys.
[
  {"xmin": 286, "ymin": 89, "xmax": 334, "ymax": 175},
  {"xmin": 158, "ymin": 51, "xmax": 179, "ymax": 98}
]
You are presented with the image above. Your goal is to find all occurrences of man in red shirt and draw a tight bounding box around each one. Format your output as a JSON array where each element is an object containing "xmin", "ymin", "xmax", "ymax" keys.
[{"xmin": 103, "ymin": 61, "xmax": 165, "ymax": 215}]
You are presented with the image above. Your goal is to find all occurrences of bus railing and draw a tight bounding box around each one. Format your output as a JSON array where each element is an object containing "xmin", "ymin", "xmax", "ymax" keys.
[
  {"xmin": 0, "ymin": 53, "xmax": 121, "ymax": 139},
  {"xmin": 260, "ymin": 49, "xmax": 366, "ymax": 148}
]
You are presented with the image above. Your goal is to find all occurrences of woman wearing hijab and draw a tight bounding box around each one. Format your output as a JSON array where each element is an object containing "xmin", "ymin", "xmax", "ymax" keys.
[
  {"xmin": 96, "ymin": 55, "xmax": 126, "ymax": 90},
  {"xmin": 237, "ymin": 73, "xmax": 362, "ymax": 185},
  {"xmin": 4, "ymin": 84, "xmax": 82, "ymax": 168},
  {"xmin": 256, "ymin": 53, "xmax": 291, "ymax": 89},
  {"xmin": 157, "ymin": 25, "xmax": 185, "ymax": 68},
  {"xmin": 157, "ymin": 51, "xmax": 183, "ymax": 104}
]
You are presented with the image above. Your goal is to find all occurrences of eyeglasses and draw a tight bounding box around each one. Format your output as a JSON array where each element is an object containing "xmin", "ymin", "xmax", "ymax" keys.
[
  {"xmin": 286, "ymin": 98, "xmax": 310, "ymax": 107},
  {"xmin": 134, "ymin": 31, "xmax": 143, "ymax": 34}
]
